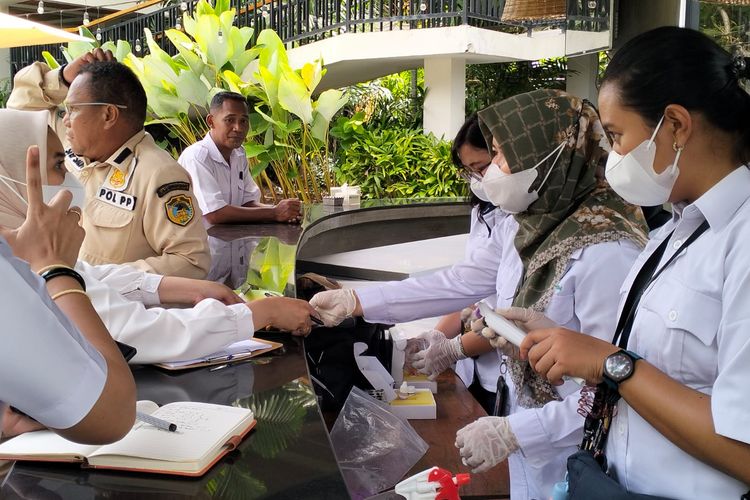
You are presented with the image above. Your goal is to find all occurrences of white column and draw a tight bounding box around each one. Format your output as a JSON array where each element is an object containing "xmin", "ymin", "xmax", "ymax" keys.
[
  {"xmin": 566, "ymin": 53, "xmax": 599, "ymax": 102},
  {"xmin": 423, "ymin": 56, "xmax": 465, "ymax": 140}
]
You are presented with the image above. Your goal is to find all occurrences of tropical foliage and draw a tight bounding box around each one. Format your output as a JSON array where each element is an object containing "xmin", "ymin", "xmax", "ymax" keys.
[
  {"xmin": 43, "ymin": 0, "xmax": 347, "ymax": 202},
  {"xmin": 332, "ymin": 123, "xmax": 465, "ymax": 199}
]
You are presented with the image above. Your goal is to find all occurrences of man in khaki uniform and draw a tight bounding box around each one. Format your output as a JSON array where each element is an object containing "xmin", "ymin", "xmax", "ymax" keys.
[{"xmin": 9, "ymin": 50, "xmax": 210, "ymax": 279}]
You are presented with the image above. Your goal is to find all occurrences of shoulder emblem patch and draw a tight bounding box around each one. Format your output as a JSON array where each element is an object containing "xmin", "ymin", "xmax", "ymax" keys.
[
  {"xmin": 108, "ymin": 168, "xmax": 126, "ymax": 188},
  {"xmin": 165, "ymin": 194, "xmax": 195, "ymax": 226},
  {"xmin": 156, "ymin": 181, "xmax": 190, "ymax": 198}
]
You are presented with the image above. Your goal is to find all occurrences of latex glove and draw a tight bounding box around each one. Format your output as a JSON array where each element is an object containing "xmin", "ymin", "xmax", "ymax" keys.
[
  {"xmin": 309, "ymin": 289, "xmax": 358, "ymax": 327},
  {"xmin": 411, "ymin": 330, "xmax": 466, "ymax": 380},
  {"xmin": 468, "ymin": 315, "xmax": 519, "ymax": 358},
  {"xmin": 497, "ymin": 306, "xmax": 557, "ymax": 331},
  {"xmin": 455, "ymin": 416, "xmax": 519, "ymax": 473}
]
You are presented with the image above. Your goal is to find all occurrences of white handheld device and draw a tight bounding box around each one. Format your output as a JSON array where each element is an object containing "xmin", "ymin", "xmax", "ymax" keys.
[
  {"xmin": 477, "ymin": 302, "xmax": 584, "ymax": 385},
  {"xmin": 477, "ymin": 302, "xmax": 527, "ymax": 347}
]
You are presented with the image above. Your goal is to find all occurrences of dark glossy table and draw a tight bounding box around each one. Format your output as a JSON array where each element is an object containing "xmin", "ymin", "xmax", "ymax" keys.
[{"xmin": 0, "ymin": 201, "xmax": 509, "ymax": 499}]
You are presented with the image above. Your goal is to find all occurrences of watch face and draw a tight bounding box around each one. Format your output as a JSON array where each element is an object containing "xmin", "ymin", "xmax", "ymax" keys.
[{"xmin": 605, "ymin": 352, "xmax": 634, "ymax": 382}]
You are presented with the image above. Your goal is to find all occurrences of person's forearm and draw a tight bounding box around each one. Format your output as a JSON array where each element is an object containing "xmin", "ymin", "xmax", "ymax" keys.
[
  {"xmin": 435, "ymin": 311, "xmax": 463, "ymax": 338},
  {"xmin": 620, "ymin": 360, "xmax": 750, "ymax": 483},
  {"xmin": 206, "ymin": 205, "xmax": 277, "ymax": 224},
  {"xmin": 157, "ymin": 276, "xmax": 196, "ymax": 304},
  {"xmin": 460, "ymin": 331, "xmax": 494, "ymax": 357},
  {"xmin": 44, "ymin": 275, "xmax": 136, "ymax": 443}
]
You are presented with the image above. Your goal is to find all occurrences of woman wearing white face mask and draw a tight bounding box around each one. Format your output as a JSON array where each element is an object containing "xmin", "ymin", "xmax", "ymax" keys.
[
  {"xmin": 0, "ymin": 109, "xmax": 317, "ymax": 364},
  {"xmin": 410, "ymin": 114, "xmax": 510, "ymax": 415},
  {"xmin": 311, "ymin": 89, "xmax": 649, "ymax": 499},
  {"xmin": 518, "ymin": 27, "xmax": 750, "ymax": 499}
]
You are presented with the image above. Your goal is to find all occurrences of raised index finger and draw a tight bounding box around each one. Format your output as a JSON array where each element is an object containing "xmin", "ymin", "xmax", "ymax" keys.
[{"xmin": 25, "ymin": 146, "xmax": 44, "ymax": 214}]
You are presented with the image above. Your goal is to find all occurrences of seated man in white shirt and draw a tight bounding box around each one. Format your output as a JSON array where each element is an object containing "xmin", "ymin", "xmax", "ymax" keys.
[{"xmin": 179, "ymin": 92, "xmax": 301, "ymax": 226}]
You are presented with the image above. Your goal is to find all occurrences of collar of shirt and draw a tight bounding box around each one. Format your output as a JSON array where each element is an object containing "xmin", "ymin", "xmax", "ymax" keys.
[
  {"xmin": 76, "ymin": 130, "xmax": 146, "ymax": 173},
  {"xmin": 202, "ymin": 132, "xmax": 245, "ymax": 169},
  {"xmin": 672, "ymin": 166, "xmax": 750, "ymax": 231}
]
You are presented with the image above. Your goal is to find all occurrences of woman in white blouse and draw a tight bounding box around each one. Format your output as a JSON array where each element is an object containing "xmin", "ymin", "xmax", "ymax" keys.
[
  {"xmin": 0, "ymin": 141, "xmax": 135, "ymax": 444},
  {"xmin": 518, "ymin": 27, "xmax": 750, "ymax": 498}
]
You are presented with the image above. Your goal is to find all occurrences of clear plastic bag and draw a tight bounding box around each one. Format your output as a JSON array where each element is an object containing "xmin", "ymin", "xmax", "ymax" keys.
[{"xmin": 330, "ymin": 387, "xmax": 429, "ymax": 499}]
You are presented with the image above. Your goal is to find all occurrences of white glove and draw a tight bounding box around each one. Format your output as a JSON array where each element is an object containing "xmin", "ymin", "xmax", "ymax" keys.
[
  {"xmin": 455, "ymin": 416, "xmax": 519, "ymax": 473},
  {"xmin": 309, "ymin": 289, "xmax": 358, "ymax": 327},
  {"xmin": 497, "ymin": 306, "xmax": 557, "ymax": 330},
  {"xmin": 469, "ymin": 316, "xmax": 519, "ymax": 357},
  {"xmin": 410, "ymin": 330, "xmax": 466, "ymax": 381}
]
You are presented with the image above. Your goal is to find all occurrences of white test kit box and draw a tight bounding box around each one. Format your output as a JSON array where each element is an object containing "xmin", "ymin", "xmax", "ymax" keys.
[{"xmin": 354, "ymin": 342, "xmax": 436, "ymax": 420}]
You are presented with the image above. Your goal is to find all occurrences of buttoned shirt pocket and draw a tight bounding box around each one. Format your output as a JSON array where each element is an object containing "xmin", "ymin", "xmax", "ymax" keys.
[
  {"xmin": 545, "ymin": 289, "xmax": 575, "ymax": 328},
  {"xmin": 83, "ymin": 199, "xmax": 135, "ymax": 261},
  {"xmin": 637, "ymin": 278, "xmax": 720, "ymax": 389}
]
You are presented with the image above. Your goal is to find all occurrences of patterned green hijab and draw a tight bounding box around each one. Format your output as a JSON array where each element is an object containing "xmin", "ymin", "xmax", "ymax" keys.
[{"xmin": 478, "ymin": 89, "xmax": 648, "ymax": 407}]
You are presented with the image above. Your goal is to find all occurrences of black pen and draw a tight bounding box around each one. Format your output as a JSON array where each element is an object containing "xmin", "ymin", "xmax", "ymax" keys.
[{"xmin": 310, "ymin": 315, "xmax": 324, "ymax": 326}]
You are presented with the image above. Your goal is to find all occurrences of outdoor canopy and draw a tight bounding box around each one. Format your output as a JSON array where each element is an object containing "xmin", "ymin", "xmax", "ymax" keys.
[{"xmin": 0, "ymin": 12, "xmax": 89, "ymax": 48}]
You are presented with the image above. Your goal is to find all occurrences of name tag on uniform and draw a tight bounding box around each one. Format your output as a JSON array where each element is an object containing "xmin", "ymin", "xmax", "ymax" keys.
[
  {"xmin": 64, "ymin": 148, "xmax": 85, "ymax": 171},
  {"xmin": 97, "ymin": 187, "xmax": 137, "ymax": 211}
]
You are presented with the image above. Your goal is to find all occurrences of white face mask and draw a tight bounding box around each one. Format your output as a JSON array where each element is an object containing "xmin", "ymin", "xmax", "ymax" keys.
[
  {"xmin": 605, "ymin": 116, "xmax": 681, "ymax": 206},
  {"xmin": 42, "ymin": 175, "xmax": 86, "ymax": 209},
  {"xmin": 469, "ymin": 176, "xmax": 491, "ymax": 202},
  {"xmin": 0, "ymin": 174, "xmax": 86, "ymax": 209},
  {"xmin": 481, "ymin": 140, "xmax": 566, "ymax": 214}
]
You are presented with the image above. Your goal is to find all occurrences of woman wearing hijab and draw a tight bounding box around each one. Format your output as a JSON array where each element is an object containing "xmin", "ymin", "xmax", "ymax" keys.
[
  {"xmin": 311, "ymin": 89, "xmax": 649, "ymax": 499},
  {"xmin": 0, "ymin": 109, "xmax": 317, "ymax": 364}
]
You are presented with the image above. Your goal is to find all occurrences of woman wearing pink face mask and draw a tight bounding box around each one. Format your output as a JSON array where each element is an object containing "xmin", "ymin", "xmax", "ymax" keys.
[
  {"xmin": 311, "ymin": 89, "xmax": 649, "ymax": 499},
  {"xmin": 517, "ymin": 27, "xmax": 750, "ymax": 499}
]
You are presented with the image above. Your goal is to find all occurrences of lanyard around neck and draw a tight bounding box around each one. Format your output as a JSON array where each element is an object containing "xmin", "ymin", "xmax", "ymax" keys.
[{"xmin": 612, "ymin": 219, "xmax": 710, "ymax": 349}]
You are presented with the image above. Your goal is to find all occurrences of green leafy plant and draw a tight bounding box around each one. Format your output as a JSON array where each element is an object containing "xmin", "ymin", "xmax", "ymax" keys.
[
  {"xmin": 0, "ymin": 78, "xmax": 11, "ymax": 108},
  {"xmin": 333, "ymin": 126, "xmax": 466, "ymax": 199}
]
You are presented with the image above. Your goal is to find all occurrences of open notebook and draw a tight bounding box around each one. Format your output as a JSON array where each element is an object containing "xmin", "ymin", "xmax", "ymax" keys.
[
  {"xmin": 155, "ymin": 338, "xmax": 283, "ymax": 370},
  {"xmin": 0, "ymin": 401, "xmax": 255, "ymax": 477}
]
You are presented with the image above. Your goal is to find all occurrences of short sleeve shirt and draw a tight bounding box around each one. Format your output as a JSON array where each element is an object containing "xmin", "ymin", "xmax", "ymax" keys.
[
  {"xmin": 178, "ymin": 134, "xmax": 261, "ymax": 218},
  {"xmin": 0, "ymin": 239, "xmax": 107, "ymax": 429}
]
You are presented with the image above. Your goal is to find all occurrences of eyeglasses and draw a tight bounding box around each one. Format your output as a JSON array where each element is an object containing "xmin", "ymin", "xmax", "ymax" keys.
[
  {"xmin": 63, "ymin": 101, "xmax": 128, "ymax": 115},
  {"xmin": 459, "ymin": 162, "xmax": 491, "ymax": 183}
]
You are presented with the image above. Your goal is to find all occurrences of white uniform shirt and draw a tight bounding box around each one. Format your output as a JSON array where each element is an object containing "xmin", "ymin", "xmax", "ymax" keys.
[
  {"xmin": 76, "ymin": 261, "xmax": 254, "ymax": 364},
  {"xmin": 0, "ymin": 239, "xmax": 107, "ymax": 430},
  {"xmin": 607, "ymin": 166, "xmax": 750, "ymax": 499},
  {"xmin": 357, "ymin": 215, "xmax": 641, "ymax": 500},
  {"xmin": 178, "ymin": 133, "xmax": 261, "ymax": 222},
  {"xmin": 455, "ymin": 205, "xmax": 504, "ymax": 389}
]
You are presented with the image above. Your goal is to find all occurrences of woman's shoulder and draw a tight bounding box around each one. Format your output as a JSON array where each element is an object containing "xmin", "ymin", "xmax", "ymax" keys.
[{"xmin": 565, "ymin": 239, "xmax": 642, "ymax": 280}]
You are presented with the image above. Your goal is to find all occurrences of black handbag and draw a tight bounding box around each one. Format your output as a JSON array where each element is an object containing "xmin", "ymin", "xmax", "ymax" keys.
[{"xmin": 566, "ymin": 451, "xmax": 672, "ymax": 500}]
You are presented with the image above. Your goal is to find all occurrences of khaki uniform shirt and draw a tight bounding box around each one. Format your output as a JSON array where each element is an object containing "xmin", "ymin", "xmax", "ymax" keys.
[{"xmin": 9, "ymin": 62, "xmax": 211, "ymax": 279}]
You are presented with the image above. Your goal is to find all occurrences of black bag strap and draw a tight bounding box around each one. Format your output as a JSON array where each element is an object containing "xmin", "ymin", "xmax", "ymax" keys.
[{"xmin": 612, "ymin": 220, "xmax": 710, "ymax": 349}]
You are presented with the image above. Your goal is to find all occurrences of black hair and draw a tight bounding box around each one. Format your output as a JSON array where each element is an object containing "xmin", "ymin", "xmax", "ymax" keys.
[
  {"xmin": 602, "ymin": 26, "xmax": 750, "ymax": 164},
  {"xmin": 451, "ymin": 112, "xmax": 495, "ymax": 235},
  {"xmin": 79, "ymin": 61, "xmax": 147, "ymax": 129},
  {"xmin": 210, "ymin": 91, "xmax": 248, "ymax": 113}
]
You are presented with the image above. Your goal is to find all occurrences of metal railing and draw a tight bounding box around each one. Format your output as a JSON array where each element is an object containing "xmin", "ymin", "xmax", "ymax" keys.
[{"xmin": 10, "ymin": 0, "xmax": 609, "ymax": 75}]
